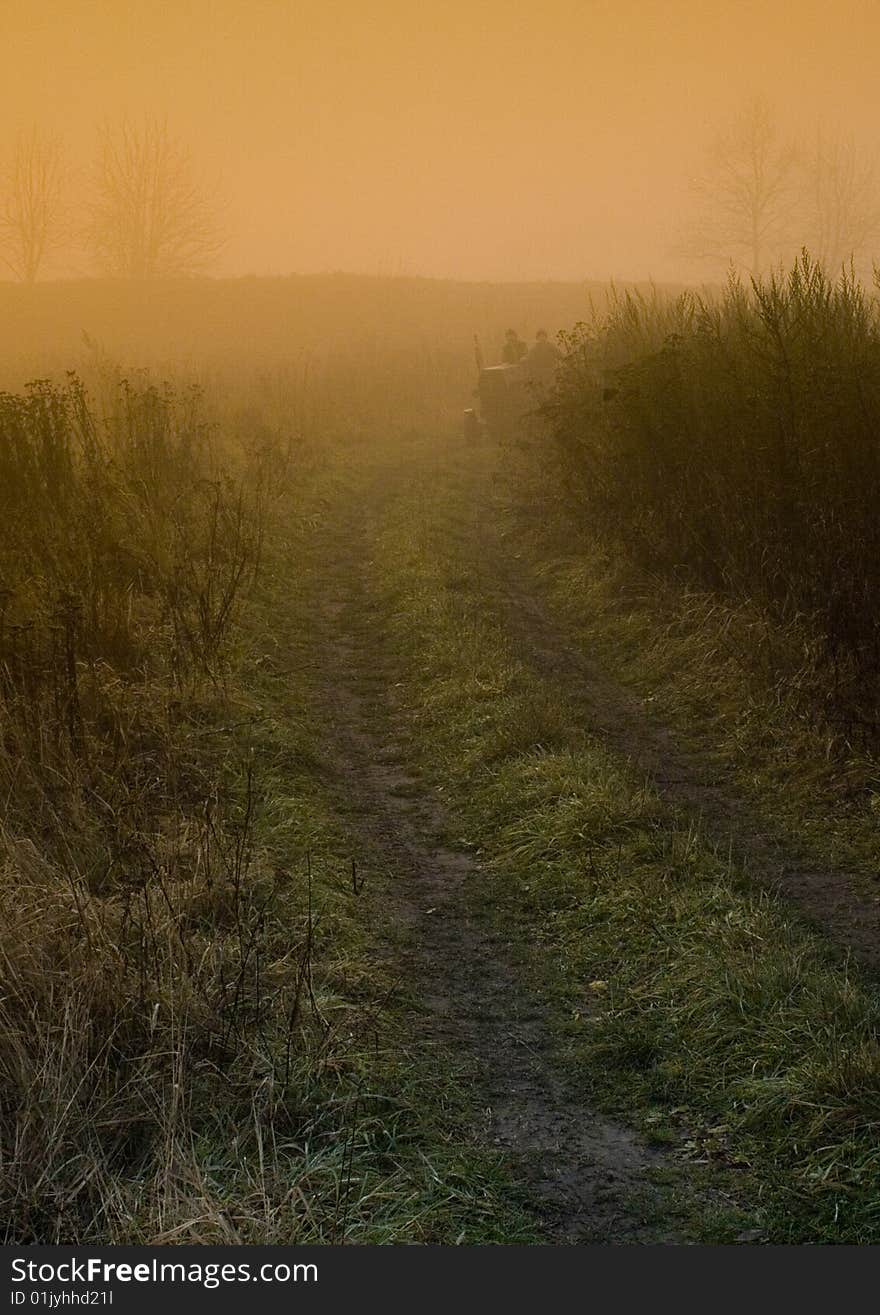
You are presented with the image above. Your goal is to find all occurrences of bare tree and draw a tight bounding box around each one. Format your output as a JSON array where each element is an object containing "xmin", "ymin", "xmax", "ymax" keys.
[
  {"xmin": 0, "ymin": 128, "xmax": 68, "ymax": 283},
  {"xmin": 87, "ymin": 117, "xmax": 224, "ymax": 278},
  {"xmin": 801, "ymin": 131, "xmax": 880, "ymax": 274},
  {"xmin": 680, "ymin": 99, "xmax": 797, "ymax": 277}
]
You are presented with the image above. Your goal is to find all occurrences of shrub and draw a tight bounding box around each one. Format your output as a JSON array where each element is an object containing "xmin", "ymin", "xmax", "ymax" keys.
[{"xmin": 546, "ymin": 255, "xmax": 880, "ymax": 723}]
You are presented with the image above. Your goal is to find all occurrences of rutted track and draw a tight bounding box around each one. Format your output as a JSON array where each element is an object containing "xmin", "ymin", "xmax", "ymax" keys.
[
  {"xmin": 304, "ymin": 434, "xmax": 880, "ymax": 1240},
  {"xmin": 308, "ymin": 485, "xmax": 687, "ymax": 1243},
  {"xmin": 291, "ymin": 435, "xmax": 880, "ymax": 1246}
]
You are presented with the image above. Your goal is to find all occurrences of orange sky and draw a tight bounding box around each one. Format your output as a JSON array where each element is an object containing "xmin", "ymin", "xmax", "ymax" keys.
[{"xmin": 3, "ymin": 0, "xmax": 879, "ymax": 281}]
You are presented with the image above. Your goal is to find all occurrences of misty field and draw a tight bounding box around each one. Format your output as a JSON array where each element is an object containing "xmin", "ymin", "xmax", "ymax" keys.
[{"xmin": 5, "ymin": 266, "xmax": 880, "ymax": 1245}]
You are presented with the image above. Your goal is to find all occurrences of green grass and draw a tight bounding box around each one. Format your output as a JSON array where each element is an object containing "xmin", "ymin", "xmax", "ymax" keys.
[{"xmin": 495, "ymin": 470, "xmax": 880, "ymax": 894}]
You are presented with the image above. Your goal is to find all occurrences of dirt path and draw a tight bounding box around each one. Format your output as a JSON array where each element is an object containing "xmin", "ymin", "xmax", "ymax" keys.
[
  {"xmin": 309, "ymin": 493, "xmax": 691, "ymax": 1244},
  {"xmin": 294, "ymin": 436, "xmax": 880, "ymax": 1242}
]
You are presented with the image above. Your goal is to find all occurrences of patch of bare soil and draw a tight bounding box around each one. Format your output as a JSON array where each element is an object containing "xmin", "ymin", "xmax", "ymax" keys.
[
  {"xmin": 474, "ymin": 505, "xmax": 880, "ymax": 975},
  {"xmin": 309, "ymin": 510, "xmax": 686, "ymax": 1244}
]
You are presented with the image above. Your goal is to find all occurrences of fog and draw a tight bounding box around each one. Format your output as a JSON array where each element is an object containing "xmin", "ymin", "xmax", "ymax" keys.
[
  {"xmin": 8, "ymin": 0, "xmax": 880, "ymax": 1258},
  {"xmin": 4, "ymin": 0, "xmax": 879, "ymax": 283}
]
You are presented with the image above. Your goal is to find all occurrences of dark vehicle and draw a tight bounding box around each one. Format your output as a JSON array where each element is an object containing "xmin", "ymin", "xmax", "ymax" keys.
[
  {"xmin": 465, "ymin": 361, "xmax": 556, "ymax": 442},
  {"xmin": 464, "ymin": 331, "xmax": 562, "ymax": 442},
  {"xmin": 475, "ymin": 362, "xmax": 531, "ymax": 439}
]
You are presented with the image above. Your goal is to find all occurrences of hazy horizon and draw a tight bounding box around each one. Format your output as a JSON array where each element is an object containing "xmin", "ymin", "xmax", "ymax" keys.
[{"xmin": 5, "ymin": 0, "xmax": 880, "ymax": 283}]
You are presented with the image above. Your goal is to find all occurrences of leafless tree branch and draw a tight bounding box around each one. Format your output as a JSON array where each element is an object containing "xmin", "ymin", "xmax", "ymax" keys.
[
  {"xmin": 802, "ymin": 131, "xmax": 880, "ymax": 274},
  {"xmin": 0, "ymin": 128, "xmax": 68, "ymax": 283},
  {"xmin": 677, "ymin": 99, "xmax": 797, "ymax": 277},
  {"xmin": 86, "ymin": 116, "xmax": 225, "ymax": 278}
]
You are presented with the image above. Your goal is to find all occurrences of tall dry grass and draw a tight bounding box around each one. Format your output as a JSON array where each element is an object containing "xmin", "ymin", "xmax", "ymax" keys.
[
  {"xmin": 0, "ymin": 373, "xmax": 309, "ymax": 1242},
  {"xmin": 546, "ymin": 255, "xmax": 880, "ymax": 728}
]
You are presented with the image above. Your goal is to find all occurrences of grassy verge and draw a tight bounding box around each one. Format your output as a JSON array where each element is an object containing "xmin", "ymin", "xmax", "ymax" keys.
[
  {"xmin": 526, "ymin": 258, "xmax": 880, "ymax": 880},
  {"xmin": 364, "ymin": 445, "xmax": 880, "ymax": 1243},
  {"xmin": 496, "ymin": 450, "xmax": 880, "ymax": 892}
]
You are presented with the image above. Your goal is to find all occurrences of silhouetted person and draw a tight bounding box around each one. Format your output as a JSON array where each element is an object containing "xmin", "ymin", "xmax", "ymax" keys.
[
  {"xmin": 525, "ymin": 329, "xmax": 560, "ymax": 374},
  {"xmin": 501, "ymin": 328, "xmax": 527, "ymax": 364}
]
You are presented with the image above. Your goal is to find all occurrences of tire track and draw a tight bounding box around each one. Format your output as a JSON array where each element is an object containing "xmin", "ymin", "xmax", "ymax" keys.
[{"xmin": 308, "ymin": 494, "xmax": 690, "ymax": 1244}]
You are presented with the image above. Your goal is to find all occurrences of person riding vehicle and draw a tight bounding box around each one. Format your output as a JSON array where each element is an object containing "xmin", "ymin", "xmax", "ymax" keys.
[{"xmin": 501, "ymin": 328, "xmax": 527, "ymax": 364}]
